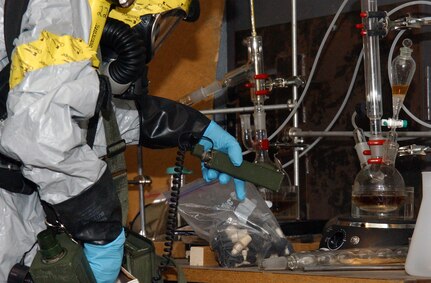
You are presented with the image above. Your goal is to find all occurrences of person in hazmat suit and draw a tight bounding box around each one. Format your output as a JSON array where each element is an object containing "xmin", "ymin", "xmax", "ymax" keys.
[{"xmin": 0, "ymin": 0, "xmax": 245, "ymax": 282}]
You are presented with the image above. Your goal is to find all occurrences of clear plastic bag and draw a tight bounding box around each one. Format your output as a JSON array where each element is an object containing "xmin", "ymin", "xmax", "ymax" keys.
[{"xmin": 178, "ymin": 178, "xmax": 293, "ymax": 267}]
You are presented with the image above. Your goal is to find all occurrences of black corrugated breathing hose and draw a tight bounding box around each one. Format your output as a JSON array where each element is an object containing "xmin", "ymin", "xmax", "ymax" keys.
[{"xmin": 101, "ymin": 18, "xmax": 147, "ymax": 84}]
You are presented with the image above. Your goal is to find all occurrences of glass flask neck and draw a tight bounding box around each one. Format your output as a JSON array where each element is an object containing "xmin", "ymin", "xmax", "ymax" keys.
[
  {"xmin": 254, "ymin": 146, "xmax": 271, "ymax": 164},
  {"xmin": 253, "ymin": 129, "xmax": 271, "ymax": 164}
]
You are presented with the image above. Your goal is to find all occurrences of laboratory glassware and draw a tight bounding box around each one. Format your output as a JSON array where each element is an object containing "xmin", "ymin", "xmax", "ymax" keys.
[
  {"xmin": 351, "ymin": 163, "xmax": 407, "ymax": 219},
  {"xmin": 390, "ymin": 38, "xmax": 416, "ymax": 120},
  {"xmin": 405, "ymin": 172, "xmax": 431, "ymax": 276}
]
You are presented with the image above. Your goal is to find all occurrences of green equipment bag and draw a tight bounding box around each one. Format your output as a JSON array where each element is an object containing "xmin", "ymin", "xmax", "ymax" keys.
[
  {"xmin": 123, "ymin": 230, "xmax": 161, "ymax": 283},
  {"xmin": 123, "ymin": 230, "xmax": 187, "ymax": 283}
]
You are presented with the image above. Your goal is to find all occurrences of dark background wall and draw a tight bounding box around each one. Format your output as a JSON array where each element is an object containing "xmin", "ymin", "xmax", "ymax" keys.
[
  {"xmin": 220, "ymin": 0, "xmax": 431, "ymax": 219},
  {"xmin": 224, "ymin": 0, "xmax": 419, "ymax": 70}
]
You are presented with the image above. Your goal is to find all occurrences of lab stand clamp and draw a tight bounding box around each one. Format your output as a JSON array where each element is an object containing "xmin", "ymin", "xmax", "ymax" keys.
[
  {"xmin": 398, "ymin": 144, "xmax": 431, "ymax": 157},
  {"xmin": 264, "ymin": 75, "xmax": 305, "ymax": 92},
  {"xmin": 277, "ymin": 127, "xmax": 306, "ymax": 150},
  {"xmin": 129, "ymin": 174, "xmax": 152, "ymax": 186},
  {"xmin": 245, "ymin": 73, "xmax": 306, "ymax": 96},
  {"xmin": 356, "ymin": 10, "xmax": 431, "ymax": 38}
]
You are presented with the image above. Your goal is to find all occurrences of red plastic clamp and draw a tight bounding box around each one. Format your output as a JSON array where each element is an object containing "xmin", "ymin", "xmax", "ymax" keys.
[
  {"xmin": 254, "ymin": 73, "xmax": 269, "ymax": 80},
  {"xmin": 367, "ymin": 139, "xmax": 385, "ymax": 146},
  {"xmin": 255, "ymin": 90, "xmax": 270, "ymax": 96},
  {"xmin": 367, "ymin": 157, "xmax": 383, "ymax": 164},
  {"xmin": 260, "ymin": 139, "xmax": 270, "ymax": 150}
]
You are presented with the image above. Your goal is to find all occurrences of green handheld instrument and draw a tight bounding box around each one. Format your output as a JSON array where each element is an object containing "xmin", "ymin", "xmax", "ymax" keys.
[{"xmin": 191, "ymin": 144, "xmax": 285, "ymax": 192}]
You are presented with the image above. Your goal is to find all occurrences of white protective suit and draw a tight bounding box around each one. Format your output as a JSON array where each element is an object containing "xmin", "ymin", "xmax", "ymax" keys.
[
  {"xmin": 0, "ymin": 0, "xmax": 231, "ymax": 280},
  {"xmin": 0, "ymin": 0, "xmax": 141, "ymax": 280}
]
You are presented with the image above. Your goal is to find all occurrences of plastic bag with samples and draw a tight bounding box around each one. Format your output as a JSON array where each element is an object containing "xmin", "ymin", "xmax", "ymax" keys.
[{"xmin": 178, "ymin": 179, "xmax": 293, "ymax": 267}]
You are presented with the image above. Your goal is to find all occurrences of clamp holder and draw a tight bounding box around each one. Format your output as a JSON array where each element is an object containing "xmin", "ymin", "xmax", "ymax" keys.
[{"xmin": 358, "ymin": 10, "xmax": 388, "ymax": 37}]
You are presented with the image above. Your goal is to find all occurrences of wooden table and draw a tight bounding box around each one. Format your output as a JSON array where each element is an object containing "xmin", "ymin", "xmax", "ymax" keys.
[
  {"xmin": 165, "ymin": 261, "xmax": 431, "ymax": 283},
  {"xmin": 162, "ymin": 238, "xmax": 431, "ymax": 283}
]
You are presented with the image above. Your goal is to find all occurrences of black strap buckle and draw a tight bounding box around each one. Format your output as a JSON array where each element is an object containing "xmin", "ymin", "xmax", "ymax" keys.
[
  {"xmin": 364, "ymin": 11, "xmax": 388, "ymax": 37},
  {"xmin": 106, "ymin": 139, "xmax": 126, "ymax": 158}
]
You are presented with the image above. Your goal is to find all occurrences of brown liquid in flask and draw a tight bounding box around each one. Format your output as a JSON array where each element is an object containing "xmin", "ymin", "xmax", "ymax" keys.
[
  {"xmin": 392, "ymin": 84, "xmax": 409, "ymax": 96},
  {"xmin": 392, "ymin": 84, "xmax": 409, "ymax": 106},
  {"xmin": 392, "ymin": 84, "xmax": 409, "ymax": 118},
  {"xmin": 352, "ymin": 191, "xmax": 406, "ymax": 213}
]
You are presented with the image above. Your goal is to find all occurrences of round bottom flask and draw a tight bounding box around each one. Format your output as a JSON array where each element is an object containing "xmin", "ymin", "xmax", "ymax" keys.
[{"xmin": 351, "ymin": 164, "xmax": 406, "ymax": 219}]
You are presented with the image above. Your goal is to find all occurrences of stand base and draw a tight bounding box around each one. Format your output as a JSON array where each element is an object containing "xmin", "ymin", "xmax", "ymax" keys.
[
  {"xmin": 278, "ymin": 219, "xmax": 327, "ymax": 237},
  {"xmin": 319, "ymin": 215, "xmax": 415, "ymax": 250}
]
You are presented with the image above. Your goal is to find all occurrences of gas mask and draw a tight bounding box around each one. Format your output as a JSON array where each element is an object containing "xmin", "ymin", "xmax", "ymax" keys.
[
  {"xmin": 109, "ymin": 0, "xmax": 200, "ymax": 63},
  {"xmin": 100, "ymin": 0, "xmax": 200, "ymax": 94},
  {"xmin": 136, "ymin": 9, "xmax": 185, "ymax": 62}
]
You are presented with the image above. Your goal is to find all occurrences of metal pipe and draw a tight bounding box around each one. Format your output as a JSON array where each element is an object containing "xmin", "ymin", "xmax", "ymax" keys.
[
  {"xmin": 291, "ymin": 0, "xmax": 301, "ymax": 220},
  {"xmin": 289, "ymin": 130, "xmax": 431, "ymax": 138},
  {"xmin": 201, "ymin": 104, "xmax": 293, "ymax": 115},
  {"xmin": 249, "ymin": 0, "xmax": 257, "ymax": 37},
  {"xmin": 426, "ymin": 66, "xmax": 431, "ymax": 121},
  {"xmin": 137, "ymin": 146, "xmax": 146, "ymax": 237},
  {"xmin": 303, "ymin": 265, "xmax": 405, "ymax": 272},
  {"xmin": 290, "ymin": 131, "xmax": 356, "ymax": 137}
]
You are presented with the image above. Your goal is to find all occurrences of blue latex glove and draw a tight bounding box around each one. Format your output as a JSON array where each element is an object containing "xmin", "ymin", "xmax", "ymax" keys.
[
  {"xmin": 84, "ymin": 228, "xmax": 125, "ymax": 283},
  {"xmin": 199, "ymin": 121, "xmax": 246, "ymax": 201}
]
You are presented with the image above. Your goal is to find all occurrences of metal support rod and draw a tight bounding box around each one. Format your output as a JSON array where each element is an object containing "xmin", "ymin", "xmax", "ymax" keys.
[
  {"xmin": 200, "ymin": 103, "xmax": 293, "ymax": 115},
  {"xmin": 137, "ymin": 146, "xmax": 146, "ymax": 237},
  {"xmin": 291, "ymin": 0, "xmax": 301, "ymax": 220},
  {"xmin": 427, "ymin": 66, "xmax": 431, "ymax": 121},
  {"xmin": 249, "ymin": 0, "xmax": 257, "ymax": 37},
  {"xmin": 288, "ymin": 130, "xmax": 431, "ymax": 138}
]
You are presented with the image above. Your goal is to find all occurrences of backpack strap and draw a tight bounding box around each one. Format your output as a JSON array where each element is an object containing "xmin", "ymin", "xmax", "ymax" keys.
[
  {"xmin": 0, "ymin": 64, "xmax": 10, "ymax": 120},
  {"xmin": 4, "ymin": 0, "xmax": 29, "ymax": 60},
  {"xmin": 88, "ymin": 75, "xmax": 128, "ymax": 225},
  {"xmin": 0, "ymin": 0, "xmax": 37, "ymax": 196},
  {"xmin": 101, "ymin": 96, "xmax": 129, "ymax": 226},
  {"xmin": 0, "ymin": 0, "xmax": 29, "ymax": 120}
]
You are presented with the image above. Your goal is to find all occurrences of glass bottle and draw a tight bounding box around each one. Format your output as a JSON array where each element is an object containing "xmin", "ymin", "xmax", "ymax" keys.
[
  {"xmin": 405, "ymin": 172, "xmax": 431, "ymax": 276},
  {"xmin": 390, "ymin": 38, "xmax": 416, "ymax": 120}
]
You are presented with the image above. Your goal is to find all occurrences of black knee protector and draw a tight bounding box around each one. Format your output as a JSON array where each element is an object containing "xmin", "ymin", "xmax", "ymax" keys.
[{"xmin": 43, "ymin": 169, "xmax": 123, "ymax": 245}]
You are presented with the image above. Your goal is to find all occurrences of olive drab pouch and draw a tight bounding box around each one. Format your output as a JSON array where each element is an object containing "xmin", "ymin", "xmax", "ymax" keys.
[
  {"xmin": 123, "ymin": 229, "xmax": 187, "ymax": 283},
  {"xmin": 123, "ymin": 230, "xmax": 161, "ymax": 283}
]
